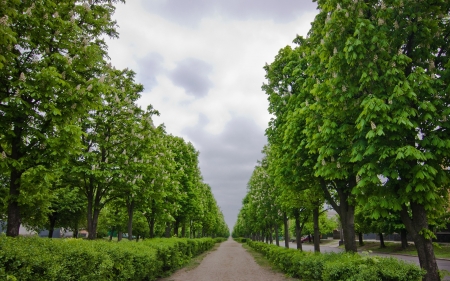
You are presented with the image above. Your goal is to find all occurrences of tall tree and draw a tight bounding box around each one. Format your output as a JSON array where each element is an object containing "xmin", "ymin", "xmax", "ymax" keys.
[{"xmin": 0, "ymin": 0, "xmax": 123, "ymax": 237}]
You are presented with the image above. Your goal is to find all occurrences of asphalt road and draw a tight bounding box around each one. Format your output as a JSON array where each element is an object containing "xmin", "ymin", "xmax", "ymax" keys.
[{"xmin": 285, "ymin": 242, "xmax": 450, "ymax": 280}]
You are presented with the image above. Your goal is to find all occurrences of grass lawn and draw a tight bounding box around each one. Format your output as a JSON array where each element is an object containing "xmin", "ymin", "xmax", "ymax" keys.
[
  {"xmin": 352, "ymin": 241, "xmax": 450, "ymax": 259},
  {"xmin": 242, "ymin": 243, "xmax": 300, "ymax": 281}
]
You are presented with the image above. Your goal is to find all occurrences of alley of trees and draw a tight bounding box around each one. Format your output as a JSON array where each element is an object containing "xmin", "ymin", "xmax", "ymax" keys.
[
  {"xmin": 233, "ymin": 1, "xmax": 450, "ymax": 281},
  {"xmin": 0, "ymin": 0, "xmax": 229, "ymax": 241}
]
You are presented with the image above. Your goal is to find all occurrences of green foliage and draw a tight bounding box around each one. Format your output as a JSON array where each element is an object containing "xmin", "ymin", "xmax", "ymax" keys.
[
  {"xmin": 0, "ymin": 235, "xmax": 222, "ymax": 280},
  {"xmin": 248, "ymin": 241, "xmax": 425, "ymax": 281},
  {"xmin": 233, "ymin": 237, "xmax": 249, "ymax": 243}
]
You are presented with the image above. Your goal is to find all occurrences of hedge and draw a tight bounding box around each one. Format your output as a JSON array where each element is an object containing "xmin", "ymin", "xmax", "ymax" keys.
[
  {"xmin": 233, "ymin": 237, "xmax": 249, "ymax": 243},
  {"xmin": 0, "ymin": 235, "xmax": 224, "ymax": 281},
  {"xmin": 247, "ymin": 240, "xmax": 425, "ymax": 281}
]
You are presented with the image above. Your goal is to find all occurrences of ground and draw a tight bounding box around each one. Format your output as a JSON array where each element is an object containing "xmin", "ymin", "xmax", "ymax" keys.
[{"xmin": 158, "ymin": 238, "xmax": 295, "ymax": 281}]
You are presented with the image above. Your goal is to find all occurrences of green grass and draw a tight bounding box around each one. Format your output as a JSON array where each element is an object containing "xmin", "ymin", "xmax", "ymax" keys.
[
  {"xmin": 354, "ymin": 241, "xmax": 450, "ymax": 259},
  {"xmin": 242, "ymin": 243, "xmax": 300, "ymax": 281}
]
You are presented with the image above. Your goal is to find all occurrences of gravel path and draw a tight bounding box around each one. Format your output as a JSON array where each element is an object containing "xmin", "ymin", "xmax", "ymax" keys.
[{"xmin": 159, "ymin": 238, "xmax": 291, "ymax": 281}]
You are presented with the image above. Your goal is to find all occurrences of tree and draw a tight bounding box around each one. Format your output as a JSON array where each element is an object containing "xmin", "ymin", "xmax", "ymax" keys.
[
  {"xmin": 74, "ymin": 68, "xmax": 150, "ymax": 239},
  {"xmin": 0, "ymin": 0, "xmax": 123, "ymax": 237},
  {"xmin": 302, "ymin": 0, "xmax": 449, "ymax": 279}
]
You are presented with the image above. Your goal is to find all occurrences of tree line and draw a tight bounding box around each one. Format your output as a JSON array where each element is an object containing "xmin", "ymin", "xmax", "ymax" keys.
[
  {"xmin": 0, "ymin": 0, "xmax": 229, "ymax": 240},
  {"xmin": 234, "ymin": 0, "xmax": 449, "ymax": 280}
]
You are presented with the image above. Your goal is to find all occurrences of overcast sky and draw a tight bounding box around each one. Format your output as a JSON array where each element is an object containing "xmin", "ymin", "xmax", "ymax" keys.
[{"xmin": 106, "ymin": 0, "xmax": 318, "ymax": 230}]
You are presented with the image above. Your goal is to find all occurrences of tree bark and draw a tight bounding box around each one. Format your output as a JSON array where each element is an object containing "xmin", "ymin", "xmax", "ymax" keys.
[
  {"xmin": 320, "ymin": 178, "xmax": 357, "ymax": 252},
  {"xmin": 174, "ymin": 220, "xmax": 179, "ymax": 236},
  {"xmin": 109, "ymin": 228, "xmax": 114, "ymax": 241},
  {"xmin": 379, "ymin": 233, "xmax": 386, "ymax": 248},
  {"xmin": 313, "ymin": 206, "xmax": 320, "ymax": 253},
  {"xmin": 48, "ymin": 214, "xmax": 57, "ymax": 238},
  {"xmin": 147, "ymin": 215, "xmax": 156, "ymax": 238},
  {"xmin": 358, "ymin": 232, "xmax": 364, "ymax": 246},
  {"xmin": 295, "ymin": 216, "xmax": 303, "ymax": 251},
  {"xmin": 165, "ymin": 222, "xmax": 171, "ymax": 238},
  {"xmin": 181, "ymin": 223, "xmax": 186, "ymax": 238},
  {"xmin": 127, "ymin": 199, "xmax": 134, "ymax": 240},
  {"xmin": 269, "ymin": 228, "xmax": 273, "ymax": 244},
  {"xmin": 400, "ymin": 203, "xmax": 441, "ymax": 281},
  {"xmin": 73, "ymin": 220, "xmax": 79, "ymax": 238},
  {"xmin": 275, "ymin": 223, "xmax": 279, "ymax": 246},
  {"xmin": 86, "ymin": 178, "xmax": 102, "ymax": 240},
  {"xmin": 6, "ymin": 169, "xmax": 23, "ymax": 237},
  {"xmin": 118, "ymin": 231, "xmax": 122, "ymax": 241},
  {"xmin": 401, "ymin": 229, "xmax": 408, "ymax": 249},
  {"xmin": 283, "ymin": 212, "xmax": 289, "ymax": 248}
]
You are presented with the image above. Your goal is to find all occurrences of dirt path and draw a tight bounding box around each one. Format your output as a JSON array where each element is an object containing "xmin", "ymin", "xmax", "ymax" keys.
[{"xmin": 159, "ymin": 238, "xmax": 292, "ymax": 281}]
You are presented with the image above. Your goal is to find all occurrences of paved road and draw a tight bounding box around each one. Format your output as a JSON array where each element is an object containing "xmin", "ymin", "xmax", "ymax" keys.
[
  {"xmin": 159, "ymin": 238, "xmax": 294, "ymax": 281},
  {"xmin": 287, "ymin": 241, "xmax": 450, "ymax": 280}
]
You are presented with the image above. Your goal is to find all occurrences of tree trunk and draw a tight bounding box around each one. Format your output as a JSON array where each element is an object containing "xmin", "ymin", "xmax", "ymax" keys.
[
  {"xmin": 174, "ymin": 220, "xmax": 179, "ymax": 237},
  {"xmin": 73, "ymin": 220, "xmax": 79, "ymax": 238},
  {"xmin": 165, "ymin": 222, "xmax": 171, "ymax": 238},
  {"xmin": 295, "ymin": 216, "xmax": 302, "ymax": 251},
  {"xmin": 320, "ymin": 178, "xmax": 357, "ymax": 252},
  {"xmin": 269, "ymin": 228, "xmax": 273, "ymax": 244},
  {"xmin": 340, "ymin": 192, "xmax": 357, "ymax": 252},
  {"xmin": 358, "ymin": 232, "xmax": 364, "ymax": 246},
  {"xmin": 6, "ymin": 169, "xmax": 22, "ymax": 237},
  {"xmin": 275, "ymin": 224, "xmax": 279, "ymax": 246},
  {"xmin": 401, "ymin": 229, "xmax": 408, "ymax": 249},
  {"xmin": 150, "ymin": 216, "xmax": 155, "ymax": 238},
  {"xmin": 109, "ymin": 228, "xmax": 114, "ymax": 240},
  {"xmin": 118, "ymin": 231, "xmax": 122, "ymax": 241},
  {"xmin": 48, "ymin": 213, "xmax": 57, "ymax": 238},
  {"xmin": 400, "ymin": 202, "xmax": 441, "ymax": 281},
  {"xmin": 136, "ymin": 235, "xmax": 139, "ymax": 242},
  {"xmin": 379, "ymin": 233, "xmax": 386, "ymax": 248},
  {"xmin": 313, "ymin": 206, "xmax": 320, "ymax": 253},
  {"xmin": 127, "ymin": 199, "xmax": 134, "ymax": 241},
  {"xmin": 86, "ymin": 178, "xmax": 102, "ymax": 240},
  {"xmin": 283, "ymin": 212, "xmax": 289, "ymax": 248},
  {"xmin": 181, "ymin": 223, "xmax": 186, "ymax": 238}
]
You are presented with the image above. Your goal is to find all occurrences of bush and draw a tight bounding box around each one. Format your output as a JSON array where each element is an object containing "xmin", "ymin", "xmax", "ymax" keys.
[
  {"xmin": 247, "ymin": 241, "xmax": 425, "ymax": 281},
  {"xmin": 233, "ymin": 237, "xmax": 249, "ymax": 243},
  {"xmin": 0, "ymin": 235, "xmax": 221, "ymax": 280}
]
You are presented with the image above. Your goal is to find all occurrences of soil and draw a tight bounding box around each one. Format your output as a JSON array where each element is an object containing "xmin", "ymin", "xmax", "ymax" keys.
[{"xmin": 158, "ymin": 238, "xmax": 292, "ymax": 281}]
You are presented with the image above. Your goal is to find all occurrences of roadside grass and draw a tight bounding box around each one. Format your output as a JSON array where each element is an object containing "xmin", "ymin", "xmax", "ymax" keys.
[
  {"xmin": 242, "ymin": 243, "xmax": 300, "ymax": 281},
  {"xmin": 300, "ymin": 238, "xmax": 337, "ymax": 246},
  {"xmin": 350, "ymin": 241, "xmax": 450, "ymax": 259}
]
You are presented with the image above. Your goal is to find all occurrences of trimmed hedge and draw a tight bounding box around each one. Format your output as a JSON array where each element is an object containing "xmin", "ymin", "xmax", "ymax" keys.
[
  {"xmin": 0, "ymin": 235, "xmax": 223, "ymax": 281},
  {"xmin": 248, "ymin": 240, "xmax": 425, "ymax": 281},
  {"xmin": 233, "ymin": 237, "xmax": 249, "ymax": 243}
]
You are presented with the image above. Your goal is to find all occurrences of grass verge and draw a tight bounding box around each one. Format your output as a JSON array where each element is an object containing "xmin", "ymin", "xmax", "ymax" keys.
[
  {"xmin": 242, "ymin": 243, "xmax": 300, "ymax": 281},
  {"xmin": 354, "ymin": 241, "xmax": 450, "ymax": 259}
]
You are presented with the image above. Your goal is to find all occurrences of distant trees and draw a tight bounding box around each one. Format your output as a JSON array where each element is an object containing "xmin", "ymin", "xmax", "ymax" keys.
[{"xmin": 0, "ymin": 0, "xmax": 228, "ymax": 240}]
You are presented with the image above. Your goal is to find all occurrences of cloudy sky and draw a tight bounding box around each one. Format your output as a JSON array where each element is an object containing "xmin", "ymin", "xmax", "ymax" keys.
[{"xmin": 106, "ymin": 0, "xmax": 318, "ymax": 230}]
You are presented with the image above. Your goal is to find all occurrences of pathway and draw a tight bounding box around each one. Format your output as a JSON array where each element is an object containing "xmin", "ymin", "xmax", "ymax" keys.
[{"xmin": 159, "ymin": 238, "xmax": 292, "ymax": 281}]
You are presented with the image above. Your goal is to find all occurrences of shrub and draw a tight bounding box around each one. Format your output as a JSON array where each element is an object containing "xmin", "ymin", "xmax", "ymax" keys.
[
  {"xmin": 247, "ymin": 241, "xmax": 425, "ymax": 281},
  {"xmin": 233, "ymin": 237, "xmax": 249, "ymax": 243},
  {"xmin": 0, "ymin": 235, "xmax": 221, "ymax": 280}
]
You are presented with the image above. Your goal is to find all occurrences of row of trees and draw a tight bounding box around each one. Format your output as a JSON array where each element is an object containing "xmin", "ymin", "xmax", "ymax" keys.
[
  {"xmin": 235, "ymin": 0, "xmax": 449, "ymax": 280},
  {"xmin": 232, "ymin": 147, "xmax": 337, "ymax": 253},
  {"xmin": 0, "ymin": 0, "xmax": 228, "ymax": 240}
]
